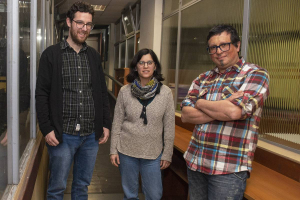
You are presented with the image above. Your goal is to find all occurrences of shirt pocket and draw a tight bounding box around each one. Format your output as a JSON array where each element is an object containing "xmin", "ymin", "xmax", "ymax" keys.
[
  {"xmin": 198, "ymin": 88, "xmax": 208, "ymax": 100},
  {"xmin": 62, "ymin": 75, "xmax": 72, "ymax": 89},
  {"xmin": 221, "ymin": 85, "xmax": 239, "ymax": 100}
]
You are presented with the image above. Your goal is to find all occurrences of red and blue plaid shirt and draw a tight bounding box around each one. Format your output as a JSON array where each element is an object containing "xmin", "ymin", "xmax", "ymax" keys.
[{"xmin": 181, "ymin": 58, "xmax": 269, "ymax": 175}]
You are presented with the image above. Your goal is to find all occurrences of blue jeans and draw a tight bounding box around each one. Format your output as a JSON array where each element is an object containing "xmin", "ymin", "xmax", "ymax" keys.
[
  {"xmin": 119, "ymin": 152, "xmax": 162, "ymax": 200},
  {"xmin": 187, "ymin": 168, "xmax": 249, "ymax": 200},
  {"xmin": 46, "ymin": 133, "xmax": 99, "ymax": 200}
]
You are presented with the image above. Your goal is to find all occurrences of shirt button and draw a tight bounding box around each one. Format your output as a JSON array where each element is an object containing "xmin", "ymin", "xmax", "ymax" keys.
[
  {"xmin": 79, "ymin": 90, "xmax": 82, "ymax": 93},
  {"xmin": 80, "ymin": 115, "xmax": 82, "ymax": 118},
  {"xmin": 78, "ymin": 66, "xmax": 81, "ymax": 68},
  {"xmin": 80, "ymin": 103, "xmax": 83, "ymax": 106},
  {"xmin": 79, "ymin": 78, "xmax": 81, "ymax": 81}
]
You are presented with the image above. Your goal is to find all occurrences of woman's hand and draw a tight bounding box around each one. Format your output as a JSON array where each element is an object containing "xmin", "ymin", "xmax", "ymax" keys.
[
  {"xmin": 160, "ymin": 160, "xmax": 171, "ymax": 170},
  {"xmin": 110, "ymin": 154, "xmax": 120, "ymax": 167}
]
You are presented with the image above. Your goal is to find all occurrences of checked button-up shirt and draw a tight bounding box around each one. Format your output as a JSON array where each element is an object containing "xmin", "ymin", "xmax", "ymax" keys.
[
  {"xmin": 61, "ymin": 40, "xmax": 95, "ymax": 136},
  {"xmin": 181, "ymin": 57, "xmax": 269, "ymax": 175}
]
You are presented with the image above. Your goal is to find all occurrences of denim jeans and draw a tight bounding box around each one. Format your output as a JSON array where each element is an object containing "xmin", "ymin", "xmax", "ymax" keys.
[
  {"xmin": 118, "ymin": 152, "xmax": 163, "ymax": 200},
  {"xmin": 187, "ymin": 168, "xmax": 249, "ymax": 200},
  {"xmin": 46, "ymin": 133, "xmax": 99, "ymax": 200}
]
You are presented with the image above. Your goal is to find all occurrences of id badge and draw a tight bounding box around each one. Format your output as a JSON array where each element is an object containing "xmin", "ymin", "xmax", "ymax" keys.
[{"xmin": 75, "ymin": 124, "xmax": 80, "ymax": 131}]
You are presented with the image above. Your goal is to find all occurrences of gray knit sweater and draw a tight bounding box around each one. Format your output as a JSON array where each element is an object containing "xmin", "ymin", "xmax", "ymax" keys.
[{"xmin": 110, "ymin": 84, "xmax": 175, "ymax": 162}]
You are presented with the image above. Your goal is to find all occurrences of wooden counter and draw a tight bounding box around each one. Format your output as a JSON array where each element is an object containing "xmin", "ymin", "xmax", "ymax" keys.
[{"xmin": 167, "ymin": 124, "xmax": 300, "ymax": 200}]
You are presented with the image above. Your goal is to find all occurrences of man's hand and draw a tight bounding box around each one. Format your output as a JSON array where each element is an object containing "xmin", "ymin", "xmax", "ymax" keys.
[
  {"xmin": 45, "ymin": 130, "xmax": 59, "ymax": 146},
  {"xmin": 110, "ymin": 154, "xmax": 120, "ymax": 167},
  {"xmin": 99, "ymin": 127, "xmax": 109, "ymax": 144},
  {"xmin": 0, "ymin": 131, "xmax": 7, "ymax": 146},
  {"xmin": 160, "ymin": 160, "xmax": 171, "ymax": 170},
  {"xmin": 226, "ymin": 91, "xmax": 244, "ymax": 102}
]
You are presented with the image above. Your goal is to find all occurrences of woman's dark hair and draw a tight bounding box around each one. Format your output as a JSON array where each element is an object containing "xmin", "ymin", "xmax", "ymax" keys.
[
  {"xmin": 126, "ymin": 48, "xmax": 164, "ymax": 83},
  {"xmin": 66, "ymin": 1, "xmax": 94, "ymax": 21},
  {"xmin": 206, "ymin": 24, "xmax": 240, "ymax": 48}
]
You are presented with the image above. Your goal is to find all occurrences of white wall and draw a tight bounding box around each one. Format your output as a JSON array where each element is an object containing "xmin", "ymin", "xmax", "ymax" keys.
[
  {"xmin": 152, "ymin": 0, "xmax": 163, "ymax": 60},
  {"xmin": 107, "ymin": 23, "xmax": 116, "ymax": 91},
  {"xmin": 140, "ymin": 0, "xmax": 163, "ymax": 60},
  {"xmin": 106, "ymin": 0, "xmax": 164, "ymax": 82}
]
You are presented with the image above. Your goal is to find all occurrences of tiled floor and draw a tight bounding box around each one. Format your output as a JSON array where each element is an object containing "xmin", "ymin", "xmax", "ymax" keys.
[
  {"xmin": 64, "ymin": 136, "xmax": 145, "ymax": 200},
  {"xmin": 63, "ymin": 193, "xmax": 145, "ymax": 200},
  {"xmin": 64, "ymin": 97, "xmax": 145, "ymax": 199}
]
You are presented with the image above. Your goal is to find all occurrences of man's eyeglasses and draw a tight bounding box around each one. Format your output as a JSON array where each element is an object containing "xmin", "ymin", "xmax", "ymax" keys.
[
  {"xmin": 207, "ymin": 42, "xmax": 232, "ymax": 54},
  {"xmin": 137, "ymin": 61, "xmax": 155, "ymax": 67},
  {"xmin": 72, "ymin": 20, "xmax": 95, "ymax": 30}
]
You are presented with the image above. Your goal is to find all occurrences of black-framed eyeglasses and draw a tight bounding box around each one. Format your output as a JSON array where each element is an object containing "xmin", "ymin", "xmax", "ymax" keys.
[
  {"xmin": 207, "ymin": 42, "xmax": 232, "ymax": 54},
  {"xmin": 72, "ymin": 20, "xmax": 95, "ymax": 30},
  {"xmin": 137, "ymin": 61, "xmax": 155, "ymax": 67}
]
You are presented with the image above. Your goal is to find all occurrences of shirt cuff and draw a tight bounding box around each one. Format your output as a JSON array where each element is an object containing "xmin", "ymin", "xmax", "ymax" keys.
[{"xmin": 180, "ymin": 100, "xmax": 195, "ymax": 110}]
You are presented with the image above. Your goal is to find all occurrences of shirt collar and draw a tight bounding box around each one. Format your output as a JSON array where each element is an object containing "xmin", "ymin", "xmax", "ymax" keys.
[
  {"xmin": 210, "ymin": 57, "xmax": 245, "ymax": 76},
  {"xmin": 60, "ymin": 39, "xmax": 88, "ymax": 52}
]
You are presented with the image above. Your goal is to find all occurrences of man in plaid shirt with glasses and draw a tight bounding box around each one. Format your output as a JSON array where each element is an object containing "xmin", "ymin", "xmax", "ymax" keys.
[{"xmin": 181, "ymin": 24, "xmax": 269, "ymax": 200}]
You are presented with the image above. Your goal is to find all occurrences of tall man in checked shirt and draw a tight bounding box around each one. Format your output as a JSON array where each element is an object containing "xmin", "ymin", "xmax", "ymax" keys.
[
  {"xmin": 181, "ymin": 25, "xmax": 269, "ymax": 200},
  {"xmin": 36, "ymin": 2, "xmax": 111, "ymax": 200}
]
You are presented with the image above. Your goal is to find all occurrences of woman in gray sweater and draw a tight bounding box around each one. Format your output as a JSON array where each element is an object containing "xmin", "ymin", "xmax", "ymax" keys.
[{"xmin": 110, "ymin": 49, "xmax": 175, "ymax": 200}]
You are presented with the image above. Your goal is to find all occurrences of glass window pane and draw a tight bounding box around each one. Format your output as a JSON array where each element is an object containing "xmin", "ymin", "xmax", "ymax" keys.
[
  {"xmin": 37, "ymin": 0, "xmax": 41, "ymax": 74},
  {"xmin": 164, "ymin": 0, "xmax": 179, "ymax": 17},
  {"xmin": 115, "ymin": 21, "xmax": 120, "ymax": 42},
  {"xmin": 132, "ymin": 6, "xmax": 136, "ymax": 28},
  {"xmin": 123, "ymin": 10, "xmax": 134, "ymax": 34},
  {"xmin": 0, "ymin": 0, "xmax": 8, "ymax": 198},
  {"xmin": 138, "ymin": 3, "xmax": 141, "ymax": 30},
  {"xmin": 182, "ymin": 0, "xmax": 193, "ymax": 5},
  {"xmin": 248, "ymin": 0, "xmax": 300, "ymax": 150},
  {"xmin": 177, "ymin": 0, "xmax": 244, "ymax": 111},
  {"xmin": 136, "ymin": 33, "xmax": 140, "ymax": 53},
  {"xmin": 127, "ymin": 37, "xmax": 134, "ymax": 68},
  {"xmin": 19, "ymin": 0, "xmax": 31, "ymax": 158},
  {"xmin": 120, "ymin": 42, "xmax": 126, "ymax": 68},
  {"xmin": 161, "ymin": 14, "xmax": 178, "ymax": 105},
  {"xmin": 114, "ymin": 45, "xmax": 119, "ymax": 68},
  {"xmin": 121, "ymin": 20, "xmax": 126, "ymax": 40}
]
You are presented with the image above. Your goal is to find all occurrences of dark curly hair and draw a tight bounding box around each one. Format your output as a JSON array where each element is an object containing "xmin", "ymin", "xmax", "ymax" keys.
[
  {"xmin": 66, "ymin": 1, "xmax": 94, "ymax": 21},
  {"xmin": 126, "ymin": 48, "xmax": 164, "ymax": 83},
  {"xmin": 207, "ymin": 24, "xmax": 240, "ymax": 48}
]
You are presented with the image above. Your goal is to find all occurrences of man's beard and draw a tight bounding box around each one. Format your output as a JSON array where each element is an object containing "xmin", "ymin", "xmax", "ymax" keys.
[
  {"xmin": 70, "ymin": 26, "xmax": 89, "ymax": 45},
  {"xmin": 220, "ymin": 60, "xmax": 224, "ymax": 66}
]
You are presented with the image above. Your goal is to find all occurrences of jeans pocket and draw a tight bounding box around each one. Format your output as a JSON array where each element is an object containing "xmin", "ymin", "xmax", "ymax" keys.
[{"xmin": 233, "ymin": 171, "xmax": 249, "ymax": 181}]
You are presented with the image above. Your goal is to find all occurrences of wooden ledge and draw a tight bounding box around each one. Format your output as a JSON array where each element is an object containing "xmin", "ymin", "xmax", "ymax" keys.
[
  {"xmin": 14, "ymin": 131, "xmax": 45, "ymax": 200},
  {"xmin": 173, "ymin": 124, "xmax": 300, "ymax": 200},
  {"xmin": 245, "ymin": 161, "xmax": 300, "ymax": 200},
  {"xmin": 174, "ymin": 125, "xmax": 192, "ymax": 154}
]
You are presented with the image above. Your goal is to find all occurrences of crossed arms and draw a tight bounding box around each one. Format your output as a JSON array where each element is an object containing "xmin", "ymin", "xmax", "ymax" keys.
[
  {"xmin": 181, "ymin": 68, "xmax": 270, "ymax": 125},
  {"xmin": 181, "ymin": 91, "xmax": 243, "ymax": 124}
]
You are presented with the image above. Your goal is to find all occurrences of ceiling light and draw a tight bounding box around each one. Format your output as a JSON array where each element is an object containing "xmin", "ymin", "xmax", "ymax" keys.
[{"xmin": 92, "ymin": 5, "xmax": 106, "ymax": 11}]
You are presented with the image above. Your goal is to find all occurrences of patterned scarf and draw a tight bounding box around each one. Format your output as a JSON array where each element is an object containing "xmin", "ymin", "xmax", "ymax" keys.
[{"xmin": 131, "ymin": 78, "xmax": 161, "ymax": 124}]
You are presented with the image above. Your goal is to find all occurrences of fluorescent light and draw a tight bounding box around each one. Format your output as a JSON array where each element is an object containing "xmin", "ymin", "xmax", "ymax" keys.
[{"xmin": 91, "ymin": 5, "xmax": 106, "ymax": 11}]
